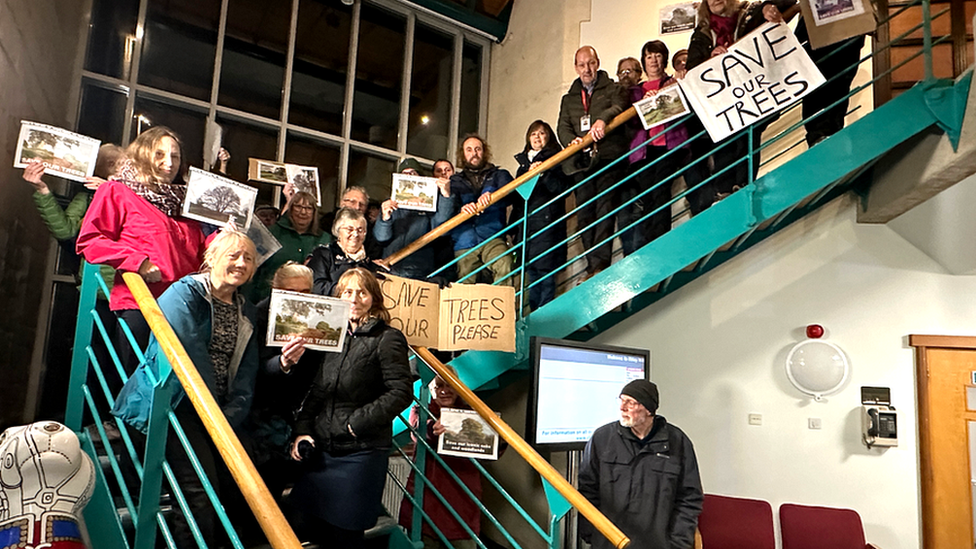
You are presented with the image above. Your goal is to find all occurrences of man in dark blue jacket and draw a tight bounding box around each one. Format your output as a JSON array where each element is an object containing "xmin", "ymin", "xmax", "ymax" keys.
[{"xmin": 448, "ymin": 135, "xmax": 515, "ymax": 285}]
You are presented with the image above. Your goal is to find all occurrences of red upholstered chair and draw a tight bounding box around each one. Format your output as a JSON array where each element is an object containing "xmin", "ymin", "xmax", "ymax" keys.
[
  {"xmin": 779, "ymin": 503, "xmax": 880, "ymax": 549},
  {"xmin": 697, "ymin": 494, "xmax": 775, "ymax": 549}
]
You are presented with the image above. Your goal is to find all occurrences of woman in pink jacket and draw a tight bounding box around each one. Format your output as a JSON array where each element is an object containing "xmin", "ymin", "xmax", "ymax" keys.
[{"xmin": 77, "ymin": 126, "xmax": 207, "ymax": 371}]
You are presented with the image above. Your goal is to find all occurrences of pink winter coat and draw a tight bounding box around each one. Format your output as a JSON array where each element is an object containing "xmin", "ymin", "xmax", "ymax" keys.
[{"xmin": 76, "ymin": 179, "xmax": 206, "ymax": 311}]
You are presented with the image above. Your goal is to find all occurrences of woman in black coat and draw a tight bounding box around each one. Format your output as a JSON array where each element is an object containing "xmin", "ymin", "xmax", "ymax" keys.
[
  {"xmin": 290, "ymin": 267, "xmax": 413, "ymax": 547},
  {"xmin": 306, "ymin": 207, "xmax": 380, "ymax": 296},
  {"xmin": 512, "ymin": 120, "xmax": 569, "ymax": 311}
]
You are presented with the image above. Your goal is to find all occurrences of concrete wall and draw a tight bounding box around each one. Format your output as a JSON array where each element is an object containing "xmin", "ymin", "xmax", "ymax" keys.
[
  {"xmin": 589, "ymin": 193, "xmax": 976, "ymax": 549},
  {"xmin": 0, "ymin": 0, "xmax": 85, "ymax": 424}
]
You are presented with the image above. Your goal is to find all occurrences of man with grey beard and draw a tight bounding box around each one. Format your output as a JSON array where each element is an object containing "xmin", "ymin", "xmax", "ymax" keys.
[{"xmin": 578, "ymin": 379, "xmax": 703, "ymax": 549}]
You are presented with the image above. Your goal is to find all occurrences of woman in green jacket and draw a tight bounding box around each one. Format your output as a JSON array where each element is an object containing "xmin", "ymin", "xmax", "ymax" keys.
[{"xmin": 247, "ymin": 190, "xmax": 331, "ymax": 302}]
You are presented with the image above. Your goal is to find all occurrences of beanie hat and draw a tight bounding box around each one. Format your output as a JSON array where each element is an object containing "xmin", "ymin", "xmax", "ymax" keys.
[
  {"xmin": 397, "ymin": 157, "xmax": 424, "ymax": 175},
  {"xmin": 620, "ymin": 379, "xmax": 659, "ymax": 414}
]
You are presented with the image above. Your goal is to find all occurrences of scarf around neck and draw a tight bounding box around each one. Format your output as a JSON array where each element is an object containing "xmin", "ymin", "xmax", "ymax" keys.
[
  {"xmin": 114, "ymin": 158, "xmax": 187, "ymax": 218},
  {"xmin": 711, "ymin": 13, "xmax": 737, "ymax": 48}
]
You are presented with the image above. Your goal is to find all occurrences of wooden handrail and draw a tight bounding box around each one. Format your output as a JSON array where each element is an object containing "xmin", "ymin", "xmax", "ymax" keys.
[
  {"xmin": 412, "ymin": 346, "xmax": 631, "ymax": 549},
  {"xmin": 122, "ymin": 272, "xmax": 303, "ymax": 549},
  {"xmin": 385, "ymin": 106, "xmax": 638, "ymax": 266}
]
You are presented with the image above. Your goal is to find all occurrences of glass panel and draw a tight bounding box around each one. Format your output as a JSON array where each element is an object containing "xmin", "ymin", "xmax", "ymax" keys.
[
  {"xmin": 458, "ymin": 41, "xmax": 482, "ymax": 140},
  {"xmin": 284, "ymin": 133, "xmax": 341, "ymax": 212},
  {"xmin": 347, "ymin": 148, "xmax": 396, "ymax": 209},
  {"xmin": 213, "ymin": 116, "xmax": 280, "ymax": 203},
  {"xmin": 217, "ymin": 0, "xmax": 290, "ymax": 120},
  {"xmin": 77, "ymin": 82, "xmax": 128, "ymax": 146},
  {"xmin": 131, "ymin": 95, "xmax": 208, "ymax": 176},
  {"xmin": 350, "ymin": 4, "xmax": 405, "ymax": 149},
  {"xmin": 84, "ymin": 0, "xmax": 140, "ymax": 79},
  {"xmin": 406, "ymin": 24, "xmax": 453, "ymax": 159},
  {"xmin": 967, "ymin": 386, "xmax": 976, "ymax": 411},
  {"xmin": 288, "ymin": 0, "xmax": 353, "ymax": 135},
  {"xmin": 138, "ymin": 0, "xmax": 221, "ymax": 101},
  {"xmin": 888, "ymin": 6, "xmax": 953, "ymax": 40}
]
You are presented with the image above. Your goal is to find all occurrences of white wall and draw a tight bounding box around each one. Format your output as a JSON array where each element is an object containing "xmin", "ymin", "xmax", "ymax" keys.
[{"xmin": 591, "ymin": 193, "xmax": 976, "ymax": 549}]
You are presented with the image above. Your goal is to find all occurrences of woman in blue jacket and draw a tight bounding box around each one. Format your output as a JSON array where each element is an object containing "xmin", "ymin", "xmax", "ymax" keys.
[{"xmin": 113, "ymin": 228, "xmax": 260, "ymax": 547}]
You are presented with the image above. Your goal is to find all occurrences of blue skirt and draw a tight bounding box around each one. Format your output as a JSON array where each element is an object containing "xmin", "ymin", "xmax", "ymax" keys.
[{"xmin": 290, "ymin": 448, "xmax": 388, "ymax": 530}]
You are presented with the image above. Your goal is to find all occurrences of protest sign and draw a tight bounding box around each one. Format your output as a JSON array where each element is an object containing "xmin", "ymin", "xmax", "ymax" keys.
[
  {"xmin": 380, "ymin": 274, "xmax": 516, "ymax": 352},
  {"xmin": 182, "ymin": 167, "xmax": 258, "ymax": 230},
  {"xmin": 634, "ymin": 84, "xmax": 691, "ymax": 131},
  {"xmin": 381, "ymin": 274, "xmax": 441, "ymax": 348},
  {"xmin": 679, "ymin": 22, "xmax": 826, "ymax": 142},
  {"xmin": 660, "ymin": 2, "xmax": 697, "ymax": 34},
  {"xmin": 266, "ymin": 290, "xmax": 350, "ymax": 352},
  {"xmin": 437, "ymin": 408, "xmax": 500, "ymax": 460},
  {"xmin": 13, "ymin": 122, "xmax": 100, "ymax": 183},
  {"xmin": 439, "ymin": 283, "xmax": 515, "ymax": 353},
  {"xmin": 800, "ymin": 0, "xmax": 875, "ymax": 49},
  {"xmin": 391, "ymin": 173, "xmax": 438, "ymax": 212}
]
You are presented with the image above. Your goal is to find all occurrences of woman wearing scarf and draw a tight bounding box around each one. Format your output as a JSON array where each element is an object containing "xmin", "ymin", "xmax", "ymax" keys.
[
  {"xmin": 77, "ymin": 126, "xmax": 207, "ymax": 371},
  {"xmin": 684, "ymin": 0, "xmax": 797, "ymax": 213}
]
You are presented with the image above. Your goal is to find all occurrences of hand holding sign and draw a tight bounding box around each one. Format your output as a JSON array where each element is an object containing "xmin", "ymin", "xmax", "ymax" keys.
[{"xmin": 679, "ymin": 22, "xmax": 826, "ymax": 142}]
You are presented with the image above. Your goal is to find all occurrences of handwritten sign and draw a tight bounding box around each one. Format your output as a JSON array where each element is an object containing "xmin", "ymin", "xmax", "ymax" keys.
[
  {"xmin": 679, "ymin": 22, "xmax": 825, "ymax": 142},
  {"xmin": 380, "ymin": 274, "xmax": 515, "ymax": 352}
]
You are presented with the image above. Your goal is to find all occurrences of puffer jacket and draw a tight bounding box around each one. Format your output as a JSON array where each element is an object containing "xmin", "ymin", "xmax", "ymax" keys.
[
  {"xmin": 293, "ymin": 317, "xmax": 412, "ymax": 454},
  {"xmin": 374, "ymin": 188, "xmax": 457, "ymax": 280},
  {"xmin": 111, "ymin": 274, "xmax": 260, "ymax": 433}
]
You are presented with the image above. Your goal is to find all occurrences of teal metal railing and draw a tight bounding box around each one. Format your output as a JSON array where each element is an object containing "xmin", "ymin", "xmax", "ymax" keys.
[
  {"xmin": 66, "ymin": 262, "xmax": 302, "ymax": 549},
  {"xmin": 391, "ymin": 356, "xmax": 572, "ymax": 549},
  {"xmin": 415, "ymin": 0, "xmax": 954, "ymax": 320}
]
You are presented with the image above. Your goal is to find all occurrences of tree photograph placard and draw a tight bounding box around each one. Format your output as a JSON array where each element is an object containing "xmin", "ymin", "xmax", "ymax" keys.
[
  {"xmin": 182, "ymin": 167, "xmax": 259, "ymax": 230},
  {"xmin": 266, "ymin": 290, "xmax": 350, "ymax": 352},
  {"xmin": 285, "ymin": 164, "xmax": 322, "ymax": 206},
  {"xmin": 660, "ymin": 2, "xmax": 697, "ymax": 34},
  {"xmin": 437, "ymin": 408, "xmax": 500, "ymax": 460},
  {"xmin": 246, "ymin": 219, "xmax": 282, "ymax": 267},
  {"xmin": 391, "ymin": 173, "xmax": 438, "ymax": 212},
  {"xmin": 13, "ymin": 121, "xmax": 101, "ymax": 183},
  {"xmin": 633, "ymin": 84, "xmax": 691, "ymax": 130},
  {"xmin": 248, "ymin": 158, "xmax": 288, "ymax": 185}
]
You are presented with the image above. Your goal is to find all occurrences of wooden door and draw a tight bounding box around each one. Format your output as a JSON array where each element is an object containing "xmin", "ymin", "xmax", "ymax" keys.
[{"xmin": 911, "ymin": 335, "xmax": 976, "ymax": 549}]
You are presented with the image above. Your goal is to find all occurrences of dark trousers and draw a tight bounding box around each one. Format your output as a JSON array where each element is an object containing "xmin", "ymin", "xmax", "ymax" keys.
[
  {"xmin": 521, "ymin": 203, "xmax": 566, "ymax": 310},
  {"xmin": 116, "ymin": 308, "xmax": 150, "ymax": 375},
  {"xmin": 573, "ymin": 160, "xmax": 624, "ymax": 274},
  {"xmin": 619, "ymin": 148, "xmax": 685, "ymax": 256},
  {"xmin": 796, "ymin": 20, "xmax": 866, "ymax": 145}
]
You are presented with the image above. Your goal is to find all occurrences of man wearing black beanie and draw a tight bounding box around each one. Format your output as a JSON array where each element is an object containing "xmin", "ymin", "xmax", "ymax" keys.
[{"xmin": 578, "ymin": 379, "xmax": 703, "ymax": 549}]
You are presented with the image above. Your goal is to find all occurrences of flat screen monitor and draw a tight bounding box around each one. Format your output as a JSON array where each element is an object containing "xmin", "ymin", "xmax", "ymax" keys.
[{"xmin": 527, "ymin": 336, "xmax": 650, "ymax": 452}]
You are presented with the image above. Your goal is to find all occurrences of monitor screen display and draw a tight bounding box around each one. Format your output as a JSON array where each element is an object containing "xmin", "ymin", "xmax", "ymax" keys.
[{"xmin": 527, "ymin": 337, "xmax": 650, "ymax": 451}]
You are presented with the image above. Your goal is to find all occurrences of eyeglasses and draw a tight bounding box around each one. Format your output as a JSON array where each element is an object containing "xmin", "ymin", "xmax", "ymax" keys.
[
  {"xmin": 340, "ymin": 226, "xmax": 366, "ymax": 236},
  {"xmin": 617, "ymin": 69, "xmax": 636, "ymax": 75},
  {"xmin": 292, "ymin": 204, "xmax": 313, "ymax": 213}
]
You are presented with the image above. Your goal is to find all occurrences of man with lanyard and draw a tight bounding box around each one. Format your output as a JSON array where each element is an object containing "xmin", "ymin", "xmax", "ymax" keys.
[{"xmin": 557, "ymin": 46, "xmax": 631, "ymax": 282}]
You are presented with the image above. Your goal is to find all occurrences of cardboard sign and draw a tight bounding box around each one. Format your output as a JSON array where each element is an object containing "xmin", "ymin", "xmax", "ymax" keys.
[
  {"xmin": 800, "ymin": 0, "xmax": 875, "ymax": 49},
  {"xmin": 680, "ymin": 22, "xmax": 826, "ymax": 142},
  {"xmin": 380, "ymin": 274, "xmax": 515, "ymax": 352}
]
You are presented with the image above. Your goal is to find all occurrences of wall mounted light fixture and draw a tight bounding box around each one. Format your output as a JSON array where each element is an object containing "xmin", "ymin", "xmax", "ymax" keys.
[{"xmin": 785, "ymin": 324, "xmax": 850, "ymax": 401}]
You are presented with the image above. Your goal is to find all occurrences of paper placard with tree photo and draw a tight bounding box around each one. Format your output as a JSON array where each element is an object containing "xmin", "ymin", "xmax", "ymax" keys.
[
  {"xmin": 285, "ymin": 164, "xmax": 322, "ymax": 206},
  {"xmin": 248, "ymin": 158, "xmax": 288, "ymax": 185},
  {"xmin": 437, "ymin": 408, "xmax": 500, "ymax": 460},
  {"xmin": 266, "ymin": 289, "xmax": 350, "ymax": 352},
  {"xmin": 246, "ymin": 220, "xmax": 282, "ymax": 267},
  {"xmin": 391, "ymin": 173, "xmax": 438, "ymax": 212},
  {"xmin": 182, "ymin": 167, "xmax": 258, "ymax": 230},
  {"xmin": 799, "ymin": 0, "xmax": 875, "ymax": 48},
  {"xmin": 633, "ymin": 84, "xmax": 691, "ymax": 131},
  {"xmin": 660, "ymin": 2, "xmax": 697, "ymax": 34},
  {"xmin": 13, "ymin": 121, "xmax": 101, "ymax": 183}
]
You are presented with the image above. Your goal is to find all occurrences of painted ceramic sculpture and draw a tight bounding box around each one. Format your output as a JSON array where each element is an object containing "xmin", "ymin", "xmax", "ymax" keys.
[{"xmin": 0, "ymin": 421, "xmax": 94, "ymax": 548}]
